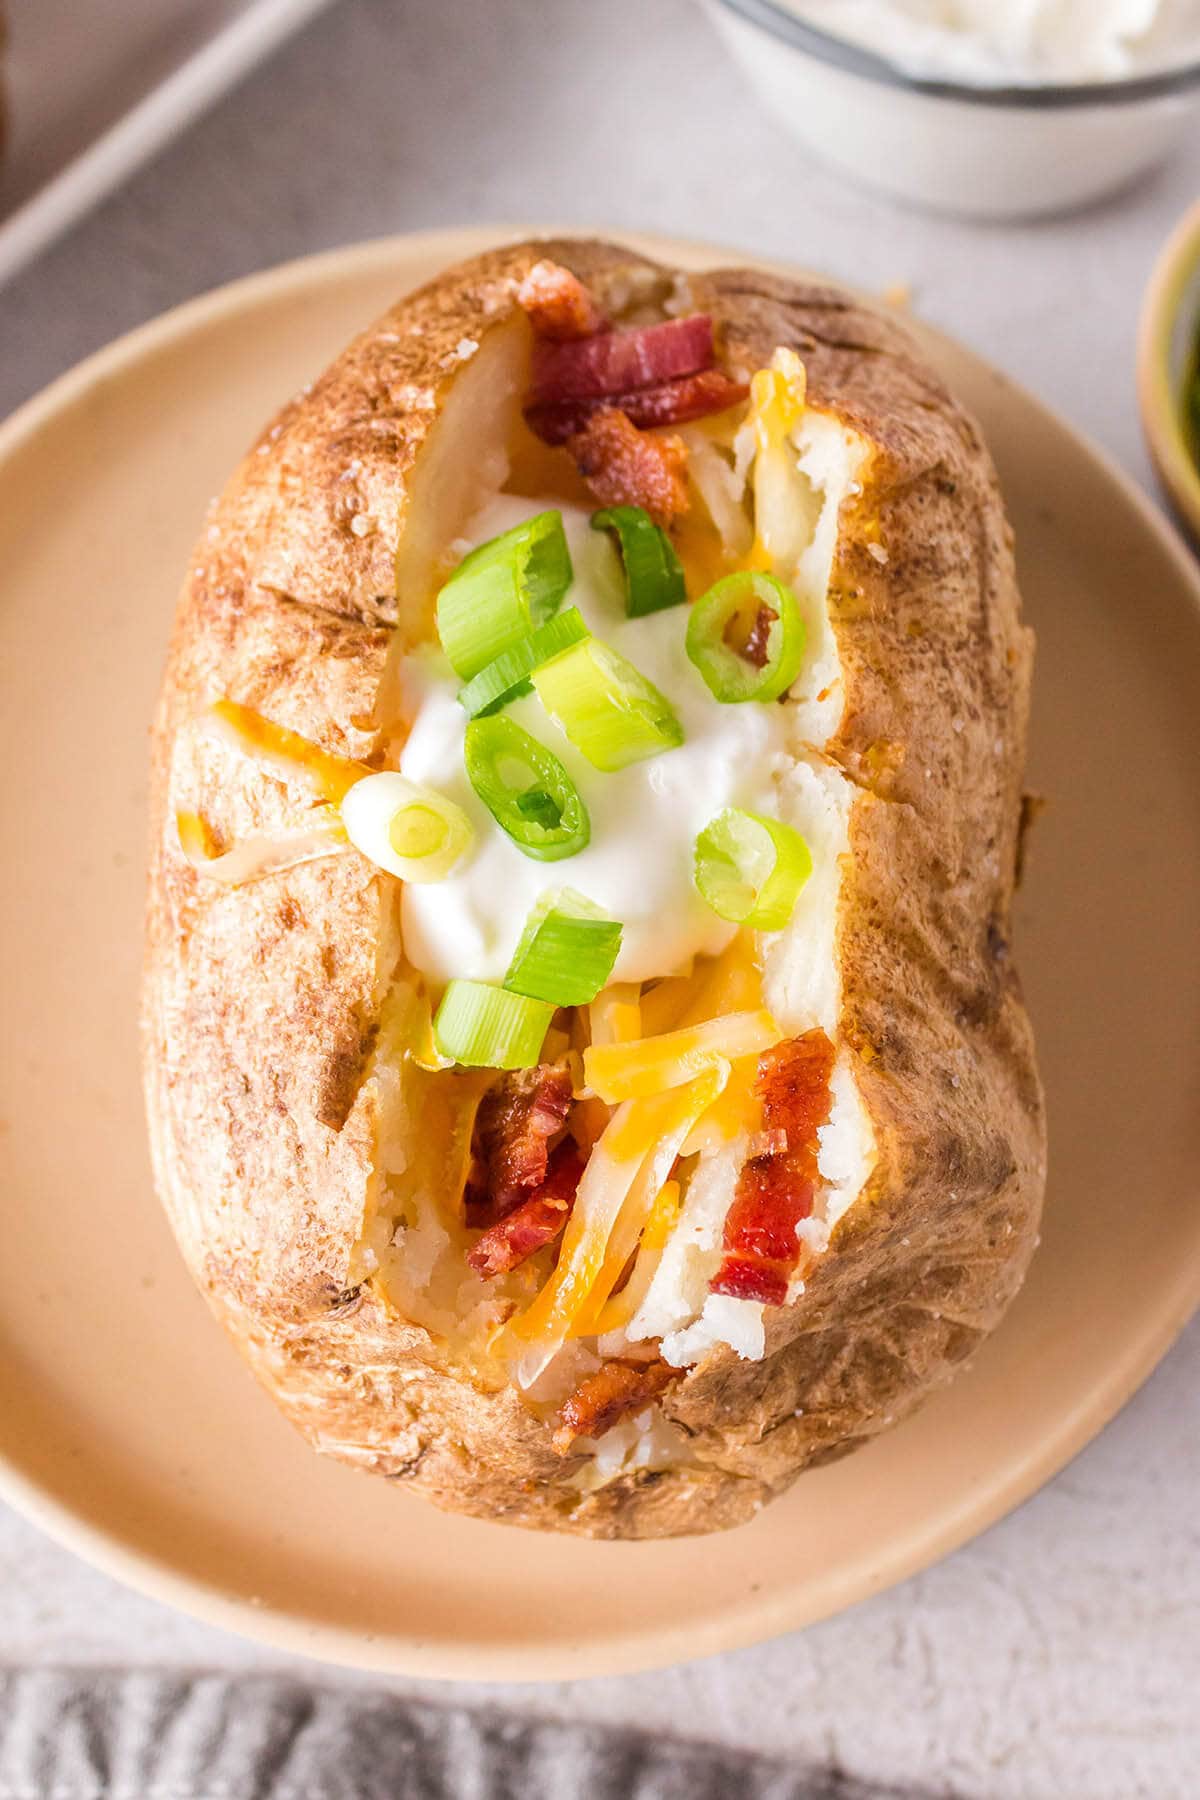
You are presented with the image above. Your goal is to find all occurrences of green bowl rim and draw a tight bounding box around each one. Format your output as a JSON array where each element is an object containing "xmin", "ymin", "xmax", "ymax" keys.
[{"xmin": 1138, "ymin": 200, "xmax": 1200, "ymax": 539}]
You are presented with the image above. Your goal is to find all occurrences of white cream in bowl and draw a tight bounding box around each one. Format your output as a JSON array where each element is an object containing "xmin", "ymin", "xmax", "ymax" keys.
[
  {"xmin": 707, "ymin": 0, "xmax": 1200, "ymax": 218},
  {"xmin": 786, "ymin": 0, "xmax": 1200, "ymax": 86}
]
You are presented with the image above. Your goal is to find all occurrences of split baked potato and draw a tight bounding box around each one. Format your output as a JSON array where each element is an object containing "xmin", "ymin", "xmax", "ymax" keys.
[{"xmin": 142, "ymin": 238, "xmax": 1046, "ymax": 1538}]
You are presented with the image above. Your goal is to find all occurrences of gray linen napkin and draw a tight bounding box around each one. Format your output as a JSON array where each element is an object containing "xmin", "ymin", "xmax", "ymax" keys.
[{"xmin": 0, "ymin": 1671, "xmax": 936, "ymax": 1800}]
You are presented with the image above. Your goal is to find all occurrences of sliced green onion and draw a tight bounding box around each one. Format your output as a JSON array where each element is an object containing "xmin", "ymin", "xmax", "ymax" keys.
[
  {"xmin": 591, "ymin": 505, "xmax": 686, "ymax": 618},
  {"xmin": 686, "ymin": 571, "xmax": 806, "ymax": 703},
  {"xmin": 341, "ymin": 771, "xmax": 474, "ymax": 882},
  {"xmin": 436, "ymin": 510, "xmax": 572, "ymax": 680},
  {"xmin": 390, "ymin": 804, "xmax": 448, "ymax": 858},
  {"xmin": 505, "ymin": 890, "xmax": 623, "ymax": 1006},
  {"xmin": 532, "ymin": 638, "xmax": 684, "ymax": 772},
  {"xmin": 456, "ymin": 607, "xmax": 589, "ymax": 719},
  {"xmin": 694, "ymin": 808, "xmax": 812, "ymax": 930},
  {"xmin": 463, "ymin": 715, "xmax": 590, "ymax": 861},
  {"xmin": 433, "ymin": 980, "xmax": 555, "ymax": 1069}
]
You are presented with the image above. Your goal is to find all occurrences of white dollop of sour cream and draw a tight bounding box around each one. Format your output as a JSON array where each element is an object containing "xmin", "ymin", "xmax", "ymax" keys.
[
  {"xmin": 786, "ymin": 0, "xmax": 1200, "ymax": 83},
  {"xmin": 396, "ymin": 497, "xmax": 791, "ymax": 987}
]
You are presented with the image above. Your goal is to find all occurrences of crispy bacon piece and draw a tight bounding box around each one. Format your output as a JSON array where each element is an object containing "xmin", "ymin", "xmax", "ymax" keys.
[
  {"xmin": 463, "ymin": 1064, "xmax": 573, "ymax": 1229},
  {"xmin": 710, "ymin": 1030, "xmax": 836, "ymax": 1306},
  {"xmin": 525, "ymin": 369, "xmax": 749, "ymax": 447},
  {"xmin": 552, "ymin": 1355, "xmax": 678, "ymax": 1455},
  {"xmin": 566, "ymin": 408, "xmax": 689, "ymax": 528},
  {"xmin": 467, "ymin": 1144, "xmax": 584, "ymax": 1278},
  {"xmin": 530, "ymin": 313, "xmax": 713, "ymax": 404},
  {"xmin": 517, "ymin": 260, "xmax": 607, "ymax": 342},
  {"xmin": 741, "ymin": 601, "xmax": 778, "ymax": 670},
  {"xmin": 756, "ymin": 1030, "xmax": 835, "ymax": 1123},
  {"xmin": 710, "ymin": 1157, "xmax": 807, "ymax": 1306}
]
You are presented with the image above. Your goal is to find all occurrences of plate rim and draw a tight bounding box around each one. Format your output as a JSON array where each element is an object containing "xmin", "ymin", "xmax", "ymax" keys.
[{"xmin": 3, "ymin": 224, "xmax": 1200, "ymax": 1681}]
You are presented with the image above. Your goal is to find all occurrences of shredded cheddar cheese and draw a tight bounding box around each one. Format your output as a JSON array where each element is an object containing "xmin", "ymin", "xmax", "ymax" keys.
[
  {"xmin": 176, "ymin": 807, "xmax": 348, "ymax": 885},
  {"xmin": 583, "ymin": 1010, "xmax": 779, "ymax": 1104},
  {"xmin": 679, "ymin": 1052, "xmax": 761, "ymax": 1157},
  {"xmin": 176, "ymin": 810, "xmax": 217, "ymax": 861},
  {"xmin": 751, "ymin": 350, "xmax": 806, "ymax": 453},
  {"xmin": 589, "ymin": 983, "xmax": 642, "ymax": 1048},
  {"xmin": 174, "ymin": 702, "xmax": 368, "ymax": 889},
  {"xmin": 748, "ymin": 348, "xmax": 808, "ymax": 571},
  {"xmin": 588, "ymin": 1178, "xmax": 682, "ymax": 1338},
  {"xmin": 208, "ymin": 699, "xmax": 371, "ymax": 804},
  {"xmin": 505, "ymin": 1067, "xmax": 727, "ymax": 1362}
]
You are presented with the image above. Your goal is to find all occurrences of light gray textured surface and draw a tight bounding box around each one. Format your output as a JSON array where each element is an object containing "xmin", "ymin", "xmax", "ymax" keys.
[{"xmin": 1, "ymin": 1, "xmax": 1198, "ymax": 1796}]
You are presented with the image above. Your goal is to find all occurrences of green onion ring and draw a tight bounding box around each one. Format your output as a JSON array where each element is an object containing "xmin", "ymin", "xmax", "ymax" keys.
[
  {"xmin": 463, "ymin": 715, "xmax": 590, "ymax": 862},
  {"xmin": 694, "ymin": 807, "xmax": 812, "ymax": 930},
  {"xmin": 686, "ymin": 571, "xmax": 806, "ymax": 704}
]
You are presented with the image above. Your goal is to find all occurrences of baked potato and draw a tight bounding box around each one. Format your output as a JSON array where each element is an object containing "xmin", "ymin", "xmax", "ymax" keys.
[{"xmin": 142, "ymin": 237, "xmax": 1045, "ymax": 1538}]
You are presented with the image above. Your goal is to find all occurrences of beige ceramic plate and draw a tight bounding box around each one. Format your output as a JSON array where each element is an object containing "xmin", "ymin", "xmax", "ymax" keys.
[{"xmin": 3, "ymin": 229, "xmax": 1199, "ymax": 1681}]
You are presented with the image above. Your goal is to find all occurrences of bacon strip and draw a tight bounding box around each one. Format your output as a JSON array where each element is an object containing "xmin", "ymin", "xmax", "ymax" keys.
[
  {"xmin": 526, "ymin": 369, "xmax": 749, "ymax": 448},
  {"xmin": 463, "ymin": 1065, "xmax": 573, "ymax": 1229},
  {"xmin": 566, "ymin": 408, "xmax": 689, "ymax": 528},
  {"xmin": 467, "ymin": 1144, "xmax": 584, "ymax": 1278},
  {"xmin": 517, "ymin": 260, "xmax": 607, "ymax": 342},
  {"xmin": 552, "ymin": 1355, "xmax": 677, "ymax": 1455},
  {"xmin": 710, "ymin": 1030, "xmax": 836, "ymax": 1306},
  {"xmin": 530, "ymin": 314, "xmax": 713, "ymax": 404}
]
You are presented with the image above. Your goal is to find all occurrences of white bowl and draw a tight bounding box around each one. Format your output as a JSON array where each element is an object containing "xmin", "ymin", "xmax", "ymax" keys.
[{"xmin": 705, "ymin": 0, "xmax": 1200, "ymax": 220}]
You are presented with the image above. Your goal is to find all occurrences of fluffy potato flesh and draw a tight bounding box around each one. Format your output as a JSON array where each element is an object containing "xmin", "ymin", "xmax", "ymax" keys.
[
  {"xmin": 358, "ymin": 344, "xmax": 874, "ymax": 1422},
  {"xmin": 143, "ymin": 241, "xmax": 1045, "ymax": 1538},
  {"xmin": 400, "ymin": 319, "xmax": 527, "ymax": 608}
]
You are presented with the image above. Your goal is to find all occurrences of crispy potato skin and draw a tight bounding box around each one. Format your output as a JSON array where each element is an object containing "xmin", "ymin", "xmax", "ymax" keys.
[{"xmin": 142, "ymin": 241, "xmax": 1045, "ymax": 1538}]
